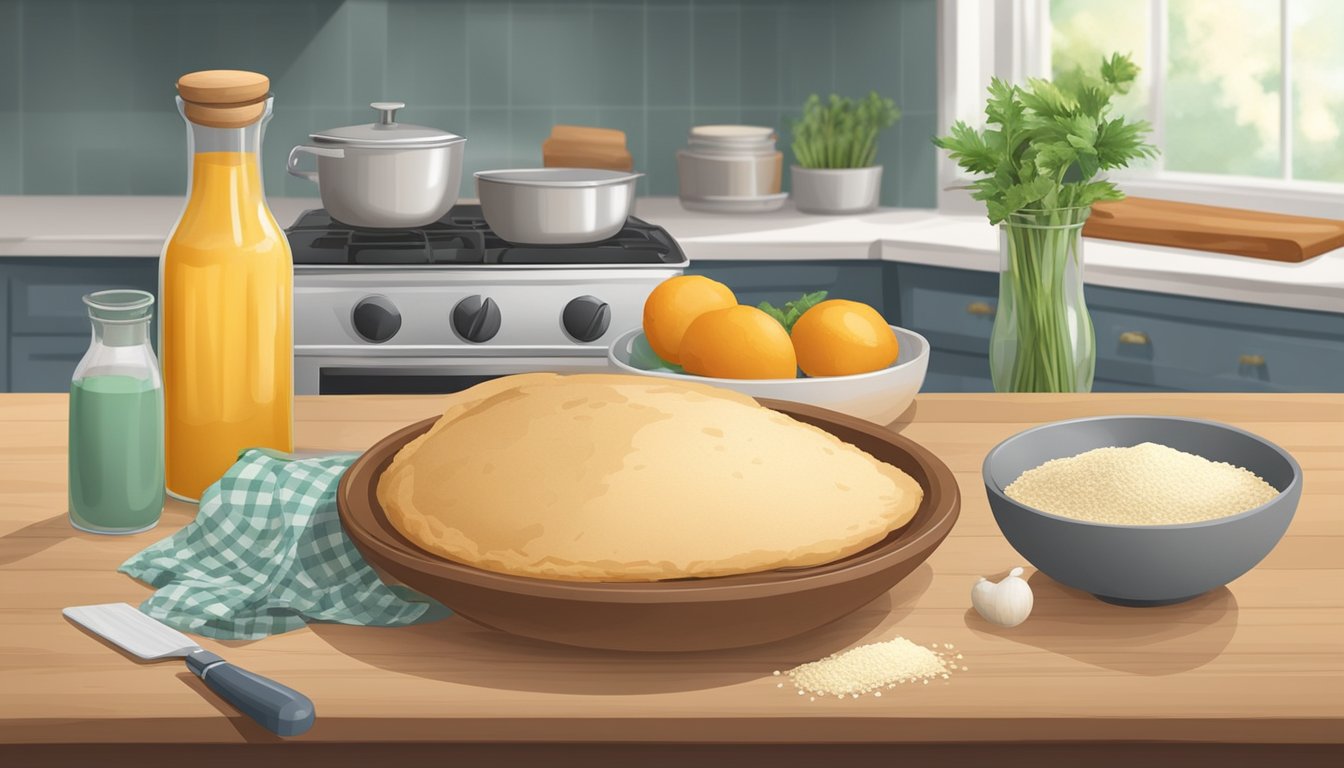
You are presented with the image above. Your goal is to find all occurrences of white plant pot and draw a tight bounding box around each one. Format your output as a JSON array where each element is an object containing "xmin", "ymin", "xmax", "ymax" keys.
[{"xmin": 790, "ymin": 165, "xmax": 882, "ymax": 214}]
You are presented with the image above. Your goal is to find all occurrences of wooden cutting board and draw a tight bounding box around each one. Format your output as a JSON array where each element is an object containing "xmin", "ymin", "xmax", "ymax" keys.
[
  {"xmin": 542, "ymin": 124, "xmax": 633, "ymax": 172},
  {"xmin": 1083, "ymin": 196, "xmax": 1344, "ymax": 262}
]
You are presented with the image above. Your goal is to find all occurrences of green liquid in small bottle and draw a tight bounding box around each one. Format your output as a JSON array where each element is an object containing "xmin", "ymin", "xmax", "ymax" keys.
[{"xmin": 68, "ymin": 375, "xmax": 165, "ymax": 534}]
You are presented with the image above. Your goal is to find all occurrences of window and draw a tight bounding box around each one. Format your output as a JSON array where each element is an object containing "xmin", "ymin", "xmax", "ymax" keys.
[
  {"xmin": 1053, "ymin": 0, "xmax": 1344, "ymax": 183},
  {"xmin": 937, "ymin": 0, "xmax": 1344, "ymax": 217}
]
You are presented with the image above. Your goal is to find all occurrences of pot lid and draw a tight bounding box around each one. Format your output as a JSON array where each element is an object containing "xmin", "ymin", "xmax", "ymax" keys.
[{"xmin": 311, "ymin": 102, "xmax": 465, "ymax": 148}]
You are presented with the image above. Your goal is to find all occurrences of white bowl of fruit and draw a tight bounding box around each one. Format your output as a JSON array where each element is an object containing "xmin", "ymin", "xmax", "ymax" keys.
[{"xmin": 608, "ymin": 275, "xmax": 929, "ymax": 424}]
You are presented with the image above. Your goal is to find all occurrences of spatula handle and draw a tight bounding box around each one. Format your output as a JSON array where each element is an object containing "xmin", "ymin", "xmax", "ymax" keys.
[{"xmin": 186, "ymin": 650, "xmax": 315, "ymax": 736}]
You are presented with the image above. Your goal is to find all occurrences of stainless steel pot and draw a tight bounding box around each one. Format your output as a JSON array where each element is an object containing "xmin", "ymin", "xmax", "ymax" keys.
[
  {"xmin": 475, "ymin": 168, "xmax": 643, "ymax": 245},
  {"xmin": 287, "ymin": 102, "xmax": 466, "ymax": 228}
]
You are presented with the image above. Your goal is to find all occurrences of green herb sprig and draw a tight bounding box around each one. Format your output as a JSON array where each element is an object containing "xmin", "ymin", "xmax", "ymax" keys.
[
  {"xmin": 758, "ymin": 291, "xmax": 828, "ymax": 333},
  {"xmin": 792, "ymin": 93, "xmax": 900, "ymax": 169},
  {"xmin": 934, "ymin": 53, "xmax": 1159, "ymax": 224}
]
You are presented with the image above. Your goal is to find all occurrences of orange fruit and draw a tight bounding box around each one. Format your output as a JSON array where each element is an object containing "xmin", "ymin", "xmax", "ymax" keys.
[
  {"xmin": 790, "ymin": 300, "xmax": 899, "ymax": 377},
  {"xmin": 680, "ymin": 305, "xmax": 798, "ymax": 379},
  {"xmin": 642, "ymin": 276, "xmax": 737, "ymax": 364}
]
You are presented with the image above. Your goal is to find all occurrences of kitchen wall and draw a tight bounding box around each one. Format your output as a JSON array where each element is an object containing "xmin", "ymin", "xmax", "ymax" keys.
[{"xmin": 0, "ymin": 0, "xmax": 938, "ymax": 206}]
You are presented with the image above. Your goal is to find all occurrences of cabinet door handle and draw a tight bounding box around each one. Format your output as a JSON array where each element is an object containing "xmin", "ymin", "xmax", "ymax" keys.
[
  {"xmin": 1239, "ymin": 353, "xmax": 1266, "ymax": 366},
  {"xmin": 1119, "ymin": 331, "xmax": 1150, "ymax": 345},
  {"xmin": 966, "ymin": 301, "xmax": 995, "ymax": 316}
]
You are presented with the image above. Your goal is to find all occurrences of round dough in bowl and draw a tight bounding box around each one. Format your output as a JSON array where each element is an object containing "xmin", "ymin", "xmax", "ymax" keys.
[{"xmin": 376, "ymin": 373, "xmax": 923, "ymax": 582}]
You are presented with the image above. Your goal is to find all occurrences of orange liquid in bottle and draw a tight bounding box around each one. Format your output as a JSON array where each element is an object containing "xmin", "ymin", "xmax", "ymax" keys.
[{"xmin": 161, "ymin": 151, "xmax": 293, "ymax": 500}]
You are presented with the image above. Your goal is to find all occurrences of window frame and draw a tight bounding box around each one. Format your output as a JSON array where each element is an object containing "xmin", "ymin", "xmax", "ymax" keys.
[{"xmin": 935, "ymin": 0, "xmax": 1344, "ymax": 219}]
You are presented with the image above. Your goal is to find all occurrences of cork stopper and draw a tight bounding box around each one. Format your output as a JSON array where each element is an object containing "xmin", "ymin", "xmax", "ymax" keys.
[{"xmin": 176, "ymin": 70, "xmax": 271, "ymax": 128}]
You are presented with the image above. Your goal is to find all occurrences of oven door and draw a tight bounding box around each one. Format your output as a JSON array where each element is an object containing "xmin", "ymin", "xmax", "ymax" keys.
[{"xmin": 296, "ymin": 355, "xmax": 617, "ymax": 395}]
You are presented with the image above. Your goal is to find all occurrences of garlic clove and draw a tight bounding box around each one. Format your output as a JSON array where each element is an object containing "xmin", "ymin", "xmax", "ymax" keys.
[
  {"xmin": 971, "ymin": 567, "xmax": 1034, "ymax": 627},
  {"xmin": 971, "ymin": 579, "xmax": 1003, "ymax": 625}
]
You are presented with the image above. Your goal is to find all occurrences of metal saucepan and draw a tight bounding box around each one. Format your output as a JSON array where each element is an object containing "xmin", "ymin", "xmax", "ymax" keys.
[
  {"xmin": 475, "ymin": 168, "xmax": 643, "ymax": 245},
  {"xmin": 288, "ymin": 102, "xmax": 466, "ymax": 229}
]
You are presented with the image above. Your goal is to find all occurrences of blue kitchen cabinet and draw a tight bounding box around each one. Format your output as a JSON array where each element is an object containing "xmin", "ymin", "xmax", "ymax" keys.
[
  {"xmin": 0, "ymin": 270, "xmax": 6, "ymax": 393},
  {"xmin": 688, "ymin": 261, "xmax": 887, "ymax": 312},
  {"xmin": 923, "ymin": 349, "xmax": 994, "ymax": 393},
  {"xmin": 8, "ymin": 336, "xmax": 91, "ymax": 393},
  {"xmin": 890, "ymin": 262, "xmax": 1344, "ymax": 393},
  {"xmin": 2, "ymin": 257, "xmax": 1340, "ymax": 393},
  {"xmin": 1, "ymin": 259, "xmax": 159, "ymax": 392},
  {"xmin": 1088, "ymin": 288, "xmax": 1344, "ymax": 393},
  {"xmin": 888, "ymin": 263, "xmax": 998, "ymax": 357}
]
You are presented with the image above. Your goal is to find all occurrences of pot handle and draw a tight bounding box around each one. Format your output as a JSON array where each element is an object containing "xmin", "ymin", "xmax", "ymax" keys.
[{"xmin": 286, "ymin": 144, "xmax": 344, "ymax": 182}]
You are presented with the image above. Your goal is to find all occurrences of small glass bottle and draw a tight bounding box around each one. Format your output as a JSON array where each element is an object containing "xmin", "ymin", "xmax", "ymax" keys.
[{"xmin": 68, "ymin": 290, "xmax": 165, "ymax": 534}]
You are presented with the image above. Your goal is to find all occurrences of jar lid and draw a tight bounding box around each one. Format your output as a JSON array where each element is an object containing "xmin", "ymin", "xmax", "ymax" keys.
[
  {"xmin": 177, "ymin": 70, "xmax": 269, "ymax": 103},
  {"xmin": 176, "ymin": 70, "xmax": 270, "ymax": 128},
  {"xmin": 311, "ymin": 102, "xmax": 465, "ymax": 149},
  {"xmin": 689, "ymin": 125, "xmax": 776, "ymax": 142},
  {"xmin": 687, "ymin": 125, "xmax": 778, "ymax": 155}
]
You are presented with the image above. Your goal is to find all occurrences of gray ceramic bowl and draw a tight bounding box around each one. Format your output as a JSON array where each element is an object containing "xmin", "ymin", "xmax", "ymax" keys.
[{"xmin": 982, "ymin": 416, "xmax": 1302, "ymax": 606}]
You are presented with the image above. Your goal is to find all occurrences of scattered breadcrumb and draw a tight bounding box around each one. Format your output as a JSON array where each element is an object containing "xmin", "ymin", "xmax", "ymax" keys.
[{"xmin": 773, "ymin": 637, "xmax": 964, "ymax": 700}]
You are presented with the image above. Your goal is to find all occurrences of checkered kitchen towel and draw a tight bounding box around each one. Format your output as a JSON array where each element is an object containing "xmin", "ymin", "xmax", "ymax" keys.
[{"xmin": 119, "ymin": 449, "xmax": 450, "ymax": 640}]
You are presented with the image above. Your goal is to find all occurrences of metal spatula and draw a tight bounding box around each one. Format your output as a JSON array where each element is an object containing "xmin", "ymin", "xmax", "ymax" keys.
[{"xmin": 64, "ymin": 603, "xmax": 315, "ymax": 736}]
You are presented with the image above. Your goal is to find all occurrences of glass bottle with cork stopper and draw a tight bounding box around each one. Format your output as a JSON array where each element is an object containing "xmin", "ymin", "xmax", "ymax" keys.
[
  {"xmin": 161, "ymin": 70, "xmax": 293, "ymax": 501},
  {"xmin": 69, "ymin": 290, "xmax": 165, "ymax": 534}
]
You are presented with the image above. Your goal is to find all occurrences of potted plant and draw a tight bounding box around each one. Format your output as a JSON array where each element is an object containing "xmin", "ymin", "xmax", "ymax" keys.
[
  {"xmin": 790, "ymin": 92, "xmax": 900, "ymax": 214},
  {"xmin": 934, "ymin": 54, "xmax": 1157, "ymax": 393}
]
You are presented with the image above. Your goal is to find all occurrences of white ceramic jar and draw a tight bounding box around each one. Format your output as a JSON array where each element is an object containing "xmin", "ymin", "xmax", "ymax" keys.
[{"xmin": 677, "ymin": 125, "xmax": 786, "ymax": 213}]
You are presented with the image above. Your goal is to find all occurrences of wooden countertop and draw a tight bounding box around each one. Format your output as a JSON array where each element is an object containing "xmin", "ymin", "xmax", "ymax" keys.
[{"xmin": 1, "ymin": 394, "xmax": 1341, "ymax": 765}]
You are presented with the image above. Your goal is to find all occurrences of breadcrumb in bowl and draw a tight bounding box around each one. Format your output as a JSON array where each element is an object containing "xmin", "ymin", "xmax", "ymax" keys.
[{"xmin": 983, "ymin": 415, "xmax": 1301, "ymax": 607}]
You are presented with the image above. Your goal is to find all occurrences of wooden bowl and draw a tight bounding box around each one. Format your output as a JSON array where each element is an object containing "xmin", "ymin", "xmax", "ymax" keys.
[{"xmin": 337, "ymin": 399, "xmax": 960, "ymax": 652}]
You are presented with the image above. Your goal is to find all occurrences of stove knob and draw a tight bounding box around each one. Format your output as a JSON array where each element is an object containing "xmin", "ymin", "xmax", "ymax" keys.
[
  {"xmin": 452, "ymin": 295, "xmax": 501, "ymax": 343},
  {"xmin": 352, "ymin": 296, "xmax": 401, "ymax": 343},
  {"xmin": 562, "ymin": 295, "xmax": 612, "ymax": 342}
]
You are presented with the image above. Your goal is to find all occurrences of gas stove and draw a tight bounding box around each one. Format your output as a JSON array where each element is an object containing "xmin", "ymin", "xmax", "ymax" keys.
[
  {"xmin": 287, "ymin": 205, "xmax": 686, "ymax": 266},
  {"xmin": 288, "ymin": 205, "xmax": 687, "ymax": 395}
]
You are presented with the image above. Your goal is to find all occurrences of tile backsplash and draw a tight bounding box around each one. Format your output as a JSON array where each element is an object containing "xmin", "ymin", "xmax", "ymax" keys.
[{"xmin": 0, "ymin": 0, "xmax": 938, "ymax": 206}]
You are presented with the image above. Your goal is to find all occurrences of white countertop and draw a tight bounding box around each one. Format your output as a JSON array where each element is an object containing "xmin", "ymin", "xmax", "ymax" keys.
[
  {"xmin": 0, "ymin": 196, "xmax": 321, "ymax": 258},
  {"xmin": 636, "ymin": 198, "xmax": 1344, "ymax": 314},
  {"xmin": 1, "ymin": 195, "xmax": 1340, "ymax": 314}
]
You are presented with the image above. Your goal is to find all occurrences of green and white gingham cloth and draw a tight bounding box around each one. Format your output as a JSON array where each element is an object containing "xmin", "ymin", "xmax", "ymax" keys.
[{"xmin": 119, "ymin": 448, "xmax": 450, "ymax": 640}]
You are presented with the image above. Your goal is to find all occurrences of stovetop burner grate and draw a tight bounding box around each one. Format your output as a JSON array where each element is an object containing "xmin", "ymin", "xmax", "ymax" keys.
[{"xmin": 286, "ymin": 205, "xmax": 687, "ymax": 266}]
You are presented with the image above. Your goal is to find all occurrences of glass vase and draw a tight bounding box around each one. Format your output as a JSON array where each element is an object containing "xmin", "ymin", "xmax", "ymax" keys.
[{"xmin": 990, "ymin": 207, "xmax": 1096, "ymax": 393}]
